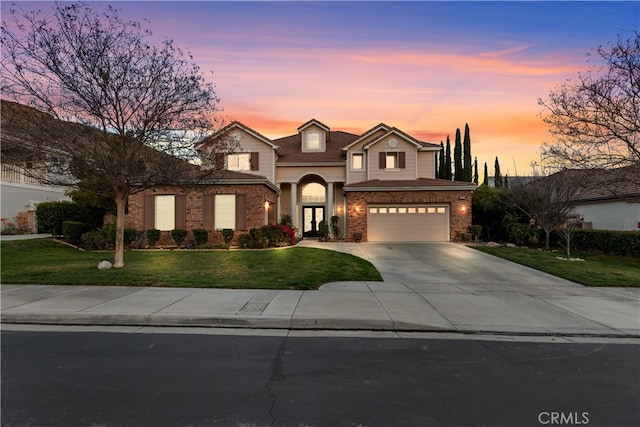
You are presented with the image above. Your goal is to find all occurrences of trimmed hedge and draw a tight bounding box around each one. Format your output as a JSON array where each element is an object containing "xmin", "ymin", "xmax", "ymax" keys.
[
  {"xmin": 572, "ymin": 229, "xmax": 640, "ymax": 257},
  {"xmin": 192, "ymin": 228, "xmax": 209, "ymax": 246},
  {"xmin": 62, "ymin": 221, "xmax": 86, "ymax": 245},
  {"xmin": 36, "ymin": 201, "xmax": 104, "ymax": 235}
]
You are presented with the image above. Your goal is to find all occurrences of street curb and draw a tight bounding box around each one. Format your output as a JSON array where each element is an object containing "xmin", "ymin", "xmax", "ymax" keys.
[{"xmin": 3, "ymin": 313, "xmax": 639, "ymax": 339}]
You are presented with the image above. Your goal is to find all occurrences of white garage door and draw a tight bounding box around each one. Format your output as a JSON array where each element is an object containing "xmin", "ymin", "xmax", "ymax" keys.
[{"xmin": 367, "ymin": 205, "xmax": 450, "ymax": 242}]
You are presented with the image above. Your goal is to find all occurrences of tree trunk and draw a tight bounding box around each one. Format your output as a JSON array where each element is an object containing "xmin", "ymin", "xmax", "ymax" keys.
[
  {"xmin": 544, "ymin": 229, "xmax": 551, "ymax": 251},
  {"xmin": 113, "ymin": 191, "xmax": 127, "ymax": 268}
]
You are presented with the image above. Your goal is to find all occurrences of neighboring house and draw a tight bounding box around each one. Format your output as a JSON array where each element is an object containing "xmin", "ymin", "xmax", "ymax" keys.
[
  {"xmin": 1, "ymin": 101, "xmax": 71, "ymax": 232},
  {"xmin": 568, "ymin": 168, "xmax": 640, "ymax": 232},
  {"xmin": 129, "ymin": 119, "xmax": 476, "ymax": 242}
]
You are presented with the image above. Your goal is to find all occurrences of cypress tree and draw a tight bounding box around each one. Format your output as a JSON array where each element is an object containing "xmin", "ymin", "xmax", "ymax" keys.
[
  {"xmin": 444, "ymin": 136, "xmax": 452, "ymax": 180},
  {"xmin": 463, "ymin": 123, "xmax": 472, "ymax": 181},
  {"xmin": 483, "ymin": 162, "xmax": 488, "ymax": 185},
  {"xmin": 494, "ymin": 157, "xmax": 503, "ymax": 188},
  {"xmin": 473, "ymin": 156, "xmax": 478, "ymax": 184},
  {"xmin": 453, "ymin": 128, "xmax": 462, "ymax": 181},
  {"xmin": 438, "ymin": 141, "xmax": 445, "ymax": 179}
]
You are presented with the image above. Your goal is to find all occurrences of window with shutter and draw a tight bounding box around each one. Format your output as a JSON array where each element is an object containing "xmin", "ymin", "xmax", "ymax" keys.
[{"xmin": 214, "ymin": 194, "xmax": 235, "ymax": 229}]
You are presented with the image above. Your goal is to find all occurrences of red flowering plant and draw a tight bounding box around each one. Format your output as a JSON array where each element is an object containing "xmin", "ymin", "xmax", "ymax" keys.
[{"xmin": 279, "ymin": 224, "xmax": 296, "ymax": 246}]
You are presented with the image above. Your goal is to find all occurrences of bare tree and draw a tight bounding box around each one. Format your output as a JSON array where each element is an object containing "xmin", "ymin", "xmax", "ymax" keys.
[
  {"xmin": 1, "ymin": 2, "xmax": 223, "ymax": 267},
  {"xmin": 539, "ymin": 30, "xmax": 640, "ymax": 185},
  {"xmin": 504, "ymin": 167, "xmax": 585, "ymax": 251}
]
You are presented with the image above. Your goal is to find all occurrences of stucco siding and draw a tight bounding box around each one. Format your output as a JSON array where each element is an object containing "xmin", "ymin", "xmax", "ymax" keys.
[
  {"xmin": 368, "ymin": 136, "xmax": 417, "ymax": 181},
  {"xmin": 575, "ymin": 201, "xmax": 640, "ymax": 231},
  {"xmin": 231, "ymin": 130, "xmax": 276, "ymax": 182},
  {"xmin": 417, "ymin": 151, "xmax": 436, "ymax": 179},
  {"xmin": 277, "ymin": 165, "xmax": 346, "ymax": 184}
]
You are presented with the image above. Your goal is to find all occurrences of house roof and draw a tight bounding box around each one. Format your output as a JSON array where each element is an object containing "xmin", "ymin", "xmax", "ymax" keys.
[
  {"xmin": 179, "ymin": 168, "xmax": 281, "ymax": 193},
  {"xmin": 342, "ymin": 123, "xmax": 439, "ymax": 151},
  {"xmin": 363, "ymin": 127, "xmax": 440, "ymax": 151},
  {"xmin": 550, "ymin": 168, "xmax": 640, "ymax": 202},
  {"xmin": 274, "ymin": 131, "xmax": 359, "ymax": 164},
  {"xmin": 197, "ymin": 121, "xmax": 284, "ymax": 155},
  {"xmin": 297, "ymin": 119, "xmax": 330, "ymax": 133},
  {"xmin": 344, "ymin": 178, "xmax": 477, "ymax": 192}
]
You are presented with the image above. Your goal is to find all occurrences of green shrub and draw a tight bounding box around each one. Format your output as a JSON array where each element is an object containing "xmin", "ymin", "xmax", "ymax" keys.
[
  {"xmin": 171, "ymin": 229, "xmax": 187, "ymax": 247},
  {"xmin": 62, "ymin": 221, "xmax": 86, "ymax": 245},
  {"xmin": 221, "ymin": 228, "xmax": 234, "ymax": 244},
  {"xmin": 318, "ymin": 220, "xmax": 330, "ymax": 241},
  {"xmin": 102, "ymin": 223, "xmax": 142, "ymax": 247},
  {"xmin": 573, "ymin": 229, "xmax": 640, "ymax": 257},
  {"xmin": 81, "ymin": 229, "xmax": 110, "ymax": 250},
  {"xmin": 36, "ymin": 201, "xmax": 104, "ymax": 235},
  {"xmin": 468, "ymin": 224, "xmax": 482, "ymax": 242},
  {"xmin": 192, "ymin": 228, "xmax": 209, "ymax": 246},
  {"xmin": 146, "ymin": 229, "xmax": 161, "ymax": 247},
  {"xmin": 249, "ymin": 228, "xmax": 268, "ymax": 249},
  {"xmin": 238, "ymin": 233, "xmax": 251, "ymax": 248},
  {"xmin": 279, "ymin": 214, "xmax": 294, "ymax": 228}
]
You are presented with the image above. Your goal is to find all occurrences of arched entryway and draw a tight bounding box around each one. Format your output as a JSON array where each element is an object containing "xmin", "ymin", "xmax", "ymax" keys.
[{"xmin": 301, "ymin": 181, "xmax": 325, "ymax": 238}]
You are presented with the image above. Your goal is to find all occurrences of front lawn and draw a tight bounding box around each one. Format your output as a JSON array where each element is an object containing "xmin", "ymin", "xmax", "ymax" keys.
[
  {"xmin": 473, "ymin": 246, "xmax": 640, "ymax": 287},
  {"xmin": 0, "ymin": 239, "xmax": 382, "ymax": 289}
]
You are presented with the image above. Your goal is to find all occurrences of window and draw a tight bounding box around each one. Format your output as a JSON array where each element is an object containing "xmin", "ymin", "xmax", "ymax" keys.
[
  {"xmin": 379, "ymin": 151, "xmax": 405, "ymax": 169},
  {"xmin": 227, "ymin": 153, "xmax": 251, "ymax": 171},
  {"xmin": 352, "ymin": 153, "xmax": 364, "ymax": 170},
  {"xmin": 155, "ymin": 195, "xmax": 175, "ymax": 231},
  {"xmin": 386, "ymin": 152, "xmax": 398, "ymax": 169},
  {"xmin": 215, "ymin": 194, "xmax": 236, "ymax": 229},
  {"xmin": 306, "ymin": 132, "xmax": 321, "ymax": 150}
]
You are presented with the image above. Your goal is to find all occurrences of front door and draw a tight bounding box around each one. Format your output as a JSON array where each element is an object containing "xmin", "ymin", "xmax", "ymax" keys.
[{"xmin": 303, "ymin": 206, "xmax": 325, "ymax": 238}]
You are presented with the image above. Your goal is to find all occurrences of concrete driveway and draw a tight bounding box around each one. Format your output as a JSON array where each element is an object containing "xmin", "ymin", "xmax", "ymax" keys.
[{"xmin": 300, "ymin": 241, "xmax": 579, "ymax": 287}]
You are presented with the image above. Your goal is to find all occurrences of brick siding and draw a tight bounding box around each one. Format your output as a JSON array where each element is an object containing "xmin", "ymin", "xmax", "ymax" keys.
[
  {"xmin": 345, "ymin": 190, "xmax": 473, "ymax": 242},
  {"xmin": 128, "ymin": 184, "xmax": 278, "ymax": 245}
]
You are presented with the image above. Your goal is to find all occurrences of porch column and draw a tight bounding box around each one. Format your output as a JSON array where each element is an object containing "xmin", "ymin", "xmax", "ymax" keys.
[
  {"xmin": 326, "ymin": 182, "xmax": 334, "ymax": 219},
  {"xmin": 290, "ymin": 182, "xmax": 298, "ymax": 230},
  {"xmin": 277, "ymin": 184, "xmax": 281, "ymax": 222}
]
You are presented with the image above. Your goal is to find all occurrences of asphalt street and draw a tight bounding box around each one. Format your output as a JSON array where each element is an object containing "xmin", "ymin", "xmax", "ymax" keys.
[{"xmin": 2, "ymin": 328, "xmax": 639, "ymax": 427}]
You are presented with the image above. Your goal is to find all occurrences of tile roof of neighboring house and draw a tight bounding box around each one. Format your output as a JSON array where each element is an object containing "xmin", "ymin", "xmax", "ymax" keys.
[
  {"xmin": 344, "ymin": 178, "xmax": 477, "ymax": 191},
  {"xmin": 274, "ymin": 131, "xmax": 359, "ymax": 163},
  {"xmin": 551, "ymin": 168, "xmax": 640, "ymax": 202}
]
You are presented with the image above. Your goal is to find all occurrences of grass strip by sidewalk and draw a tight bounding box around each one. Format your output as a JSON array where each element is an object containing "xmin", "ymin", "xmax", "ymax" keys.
[
  {"xmin": 0, "ymin": 239, "xmax": 382, "ymax": 289},
  {"xmin": 472, "ymin": 246, "xmax": 639, "ymax": 287}
]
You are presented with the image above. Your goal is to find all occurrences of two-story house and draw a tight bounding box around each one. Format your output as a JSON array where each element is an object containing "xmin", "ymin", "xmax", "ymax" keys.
[{"xmin": 128, "ymin": 119, "xmax": 476, "ymax": 242}]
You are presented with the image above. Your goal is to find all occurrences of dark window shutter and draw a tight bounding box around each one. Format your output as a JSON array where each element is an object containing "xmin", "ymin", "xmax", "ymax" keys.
[
  {"xmin": 143, "ymin": 195, "xmax": 155, "ymax": 229},
  {"xmin": 215, "ymin": 153, "xmax": 225, "ymax": 170},
  {"xmin": 175, "ymin": 195, "xmax": 186, "ymax": 229},
  {"xmin": 235, "ymin": 194, "xmax": 247, "ymax": 230},
  {"xmin": 399, "ymin": 152, "xmax": 406, "ymax": 169},
  {"xmin": 379, "ymin": 152, "xmax": 386, "ymax": 169},
  {"xmin": 250, "ymin": 152, "xmax": 259, "ymax": 171},
  {"xmin": 203, "ymin": 195, "xmax": 215, "ymax": 230}
]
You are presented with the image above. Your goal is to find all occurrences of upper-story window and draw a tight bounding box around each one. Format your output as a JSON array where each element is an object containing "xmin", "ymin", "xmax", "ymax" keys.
[
  {"xmin": 306, "ymin": 132, "xmax": 321, "ymax": 150},
  {"xmin": 227, "ymin": 153, "xmax": 251, "ymax": 171},
  {"xmin": 379, "ymin": 151, "xmax": 406, "ymax": 170},
  {"xmin": 386, "ymin": 152, "xmax": 399, "ymax": 169},
  {"xmin": 352, "ymin": 153, "xmax": 364, "ymax": 170}
]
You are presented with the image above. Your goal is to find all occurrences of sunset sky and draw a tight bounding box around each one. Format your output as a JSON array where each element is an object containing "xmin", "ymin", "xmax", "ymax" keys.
[{"xmin": 5, "ymin": 1, "xmax": 639, "ymax": 177}]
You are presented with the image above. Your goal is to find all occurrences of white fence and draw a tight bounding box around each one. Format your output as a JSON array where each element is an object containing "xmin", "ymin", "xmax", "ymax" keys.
[{"xmin": 1, "ymin": 164, "xmax": 46, "ymax": 185}]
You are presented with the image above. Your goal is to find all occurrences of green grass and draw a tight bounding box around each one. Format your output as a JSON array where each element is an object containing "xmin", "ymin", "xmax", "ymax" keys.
[
  {"xmin": 473, "ymin": 246, "xmax": 640, "ymax": 287},
  {"xmin": 0, "ymin": 239, "xmax": 382, "ymax": 289}
]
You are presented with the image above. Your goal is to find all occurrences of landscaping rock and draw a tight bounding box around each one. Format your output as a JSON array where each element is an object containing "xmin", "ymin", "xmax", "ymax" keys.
[
  {"xmin": 485, "ymin": 241, "xmax": 501, "ymax": 247},
  {"xmin": 97, "ymin": 259, "xmax": 113, "ymax": 270},
  {"xmin": 506, "ymin": 243, "xmax": 517, "ymax": 248}
]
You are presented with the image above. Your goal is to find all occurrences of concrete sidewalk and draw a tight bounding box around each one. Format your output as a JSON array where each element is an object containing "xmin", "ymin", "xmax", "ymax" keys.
[{"xmin": 1, "ymin": 241, "xmax": 639, "ymax": 337}]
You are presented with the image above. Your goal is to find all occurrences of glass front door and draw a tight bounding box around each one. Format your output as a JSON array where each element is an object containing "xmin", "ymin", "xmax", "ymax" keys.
[{"xmin": 303, "ymin": 206, "xmax": 324, "ymax": 237}]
